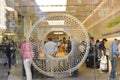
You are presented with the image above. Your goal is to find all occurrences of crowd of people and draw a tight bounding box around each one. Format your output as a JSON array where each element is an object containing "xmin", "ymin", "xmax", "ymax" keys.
[
  {"xmin": 44, "ymin": 37, "xmax": 72, "ymax": 57},
  {"xmin": 89, "ymin": 37, "xmax": 120, "ymax": 80},
  {"xmin": 89, "ymin": 37, "xmax": 108, "ymax": 59},
  {"xmin": 1, "ymin": 35, "xmax": 120, "ymax": 80}
]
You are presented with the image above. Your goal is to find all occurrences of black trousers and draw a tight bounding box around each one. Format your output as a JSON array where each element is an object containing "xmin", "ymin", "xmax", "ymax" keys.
[{"xmin": 6, "ymin": 54, "xmax": 11, "ymax": 69}]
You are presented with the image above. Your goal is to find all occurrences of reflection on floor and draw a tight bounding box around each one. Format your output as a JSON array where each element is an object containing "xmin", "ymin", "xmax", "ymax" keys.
[
  {"xmin": 0, "ymin": 52, "xmax": 9, "ymax": 80},
  {"xmin": 0, "ymin": 51, "xmax": 120, "ymax": 80},
  {"xmin": 7, "ymin": 59, "xmax": 120, "ymax": 80}
]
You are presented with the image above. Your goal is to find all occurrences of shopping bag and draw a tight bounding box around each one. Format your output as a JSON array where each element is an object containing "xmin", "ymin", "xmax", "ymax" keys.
[{"xmin": 100, "ymin": 56, "xmax": 108, "ymax": 71}]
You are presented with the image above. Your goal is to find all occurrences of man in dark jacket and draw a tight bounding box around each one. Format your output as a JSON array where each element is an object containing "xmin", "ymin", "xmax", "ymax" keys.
[
  {"xmin": 66, "ymin": 39, "xmax": 71, "ymax": 53},
  {"xmin": 5, "ymin": 39, "xmax": 12, "ymax": 75},
  {"xmin": 99, "ymin": 38, "xmax": 107, "ymax": 58}
]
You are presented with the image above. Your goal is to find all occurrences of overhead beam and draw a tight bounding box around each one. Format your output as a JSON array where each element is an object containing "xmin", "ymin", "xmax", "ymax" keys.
[{"xmin": 82, "ymin": 0, "xmax": 105, "ymax": 24}]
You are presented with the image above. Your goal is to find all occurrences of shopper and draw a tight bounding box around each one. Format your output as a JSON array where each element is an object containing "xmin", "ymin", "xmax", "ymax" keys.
[
  {"xmin": 10, "ymin": 40, "xmax": 17, "ymax": 65},
  {"xmin": 95, "ymin": 39, "xmax": 100, "ymax": 58},
  {"xmin": 66, "ymin": 37, "xmax": 71, "ymax": 53},
  {"xmin": 89, "ymin": 37, "xmax": 95, "ymax": 55},
  {"xmin": 5, "ymin": 39, "xmax": 12, "ymax": 75},
  {"xmin": 109, "ymin": 38, "xmax": 120, "ymax": 80},
  {"xmin": 44, "ymin": 37, "xmax": 58, "ymax": 75},
  {"xmin": 44, "ymin": 37, "xmax": 58, "ymax": 56},
  {"xmin": 99, "ymin": 38, "xmax": 107, "ymax": 58},
  {"xmin": 21, "ymin": 38, "xmax": 34, "ymax": 80}
]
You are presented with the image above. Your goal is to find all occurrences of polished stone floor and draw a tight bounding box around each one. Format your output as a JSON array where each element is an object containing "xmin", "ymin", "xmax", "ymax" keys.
[{"xmin": 0, "ymin": 52, "xmax": 120, "ymax": 80}]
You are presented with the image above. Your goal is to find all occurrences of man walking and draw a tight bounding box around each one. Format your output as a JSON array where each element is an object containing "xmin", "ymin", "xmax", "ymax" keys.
[{"xmin": 109, "ymin": 38, "xmax": 120, "ymax": 80}]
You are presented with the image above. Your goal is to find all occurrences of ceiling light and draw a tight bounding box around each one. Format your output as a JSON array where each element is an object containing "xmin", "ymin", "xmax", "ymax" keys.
[
  {"xmin": 51, "ymin": 28, "xmax": 64, "ymax": 31},
  {"xmin": 77, "ymin": 0, "xmax": 82, "ymax": 3},
  {"xmin": 0, "ymin": 25, "xmax": 6, "ymax": 30},
  {"xmin": 35, "ymin": 0, "xmax": 67, "ymax": 12},
  {"xmin": 54, "ymin": 32, "xmax": 63, "ymax": 34},
  {"xmin": 0, "ymin": 0, "xmax": 6, "ymax": 30},
  {"xmin": 5, "ymin": 7, "xmax": 15, "ymax": 11},
  {"xmin": 47, "ymin": 20, "xmax": 64, "ymax": 25},
  {"xmin": 39, "ymin": 6, "xmax": 66, "ymax": 12},
  {"xmin": 4, "ymin": 33, "xmax": 15, "ymax": 36}
]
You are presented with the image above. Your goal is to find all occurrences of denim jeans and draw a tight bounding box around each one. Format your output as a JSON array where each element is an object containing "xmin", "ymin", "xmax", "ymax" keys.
[{"xmin": 110, "ymin": 57, "xmax": 117, "ymax": 79}]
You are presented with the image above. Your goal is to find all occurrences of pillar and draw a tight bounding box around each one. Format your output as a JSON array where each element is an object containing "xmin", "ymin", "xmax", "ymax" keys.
[{"xmin": 24, "ymin": 16, "xmax": 32, "ymax": 38}]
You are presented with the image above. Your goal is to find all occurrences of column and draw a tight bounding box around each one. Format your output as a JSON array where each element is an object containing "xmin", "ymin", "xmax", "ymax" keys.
[{"xmin": 24, "ymin": 16, "xmax": 32, "ymax": 38}]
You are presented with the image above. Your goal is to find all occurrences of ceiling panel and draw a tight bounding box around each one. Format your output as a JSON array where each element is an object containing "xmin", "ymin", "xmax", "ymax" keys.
[{"xmin": 6, "ymin": 0, "xmax": 102, "ymax": 22}]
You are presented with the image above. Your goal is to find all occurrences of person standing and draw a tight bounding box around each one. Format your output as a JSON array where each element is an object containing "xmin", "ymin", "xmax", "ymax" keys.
[
  {"xmin": 109, "ymin": 38, "xmax": 120, "ymax": 80},
  {"xmin": 44, "ymin": 37, "xmax": 58, "ymax": 56},
  {"xmin": 44, "ymin": 37, "xmax": 58, "ymax": 75},
  {"xmin": 21, "ymin": 38, "xmax": 34, "ymax": 80},
  {"xmin": 95, "ymin": 39, "xmax": 100, "ymax": 59},
  {"xmin": 5, "ymin": 39, "xmax": 12, "ymax": 75},
  {"xmin": 89, "ymin": 37, "xmax": 95, "ymax": 55},
  {"xmin": 99, "ymin": 38, "xmax": 107, "ymax": 58},
  {"xmin": 66, "ymin": 37, "xmax": 72, "ymax": 53},
  {"xmin": 10, "ymin": 40, "xmax": 17, "ymax": 65}
]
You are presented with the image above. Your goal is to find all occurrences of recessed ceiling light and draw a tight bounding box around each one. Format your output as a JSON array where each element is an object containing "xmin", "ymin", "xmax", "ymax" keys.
[
  {"xmin": 5, "ymin": 7, "xmax": 15, "ymax": 11},
  {"xmin": 54, "ymin": 32, "xmax": 63, "ymax": 34},
  {"xmin": 35, "ymin": 0, "xmax": 67, "ymax": 12},
  {"xmin": 47, "ymin": 20, "xmax": 64, "ymax": 25},
  {"xmin": 51, "ymin": 28, "xmax": 64, "ymax": 31},
  {"xmin": 77, "ymin": 0, "xmax": 82, "ymax": 3}
]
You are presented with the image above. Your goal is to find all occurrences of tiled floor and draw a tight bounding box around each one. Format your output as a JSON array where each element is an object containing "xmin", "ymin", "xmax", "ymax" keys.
[
  {"xmin": 0, "ymin": 64, "xmax": 9, "ymax": 80},
  {"xmin": 0, "ymin": 52, "xmax": 120, "ymax": 80},
  {"xmin": 8, "ymin": 61, "xmax": 111, "ymax": 80},
  {"xmin": 0, "ymin": 52, "xmax": 9, "ymax": 80}
]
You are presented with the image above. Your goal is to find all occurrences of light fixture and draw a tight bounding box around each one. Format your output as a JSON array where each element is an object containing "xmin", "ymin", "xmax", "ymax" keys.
[
  {"xmin": 54, "ymin": 32, "xmax": 63, "ymax": 34},
  {"xmin": 0, "ymin": 0, "xmax": 7, "ymax": 30},
  {"xmin": 51, "ymin": 28, "xmax": 64, "ymax": 31},
  {"xmin": 77, "ymin": 0, "xmax": 82, "ymax": 3},
  {"xmin": 47, "ymin": 20, "xmax": 64, "ymax": 25},
  {"xmin": 4, "ymin": 33, "xmax": 15, "ymax": 36},
  {"xmin": 5, "ymin": 7, "xmax": 15, "ymax": 11},
  {"xmin": 0, "ymin": 25, "xmax": 6, "ymax": 30},
  {"xmin": 35, "ymin": 0, "xmax": 67, "ymax": 12}
]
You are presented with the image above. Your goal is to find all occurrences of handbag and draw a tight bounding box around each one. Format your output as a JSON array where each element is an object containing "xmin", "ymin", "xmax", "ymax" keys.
[{"xmin": 100, "ymin": 56, "xmax": 108, "ymax": 71}]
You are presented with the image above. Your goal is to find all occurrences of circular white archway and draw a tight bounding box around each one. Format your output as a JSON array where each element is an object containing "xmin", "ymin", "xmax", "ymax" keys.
[{"xmin": 27, "ymin": 13, "xmax": 90, "ymax": 78}]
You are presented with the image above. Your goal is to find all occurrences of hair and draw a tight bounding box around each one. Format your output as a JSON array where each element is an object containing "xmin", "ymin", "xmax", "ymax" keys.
[
  {"xmin": 48, "ymin": 37, "xmax": 52, "ymax": 41},
  {"xmin": 22, "ymin": 36, "xmax": 26, "ymax": 43},
  {"xmin": 102, "ymin": 38, "xmax": 107, "ymax": 41},
  {"xmin": 44, "ymin": 41, "xmax": 46, "ymax": 44},
  {"xmin": 90, "ymin": 37, "xmax": 94, "ymax": 40},
  {"xmin": 96, "ymin": 39, "xmax": 100, "ymax": 43}
]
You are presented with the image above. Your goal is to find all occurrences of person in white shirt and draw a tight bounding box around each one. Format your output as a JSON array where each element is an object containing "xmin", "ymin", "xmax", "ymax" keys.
[
  {"xmin": 44, "ymin": 37, "xmax": 57, "ymax": 56},
  {"xmin": 44, "ymin": 37, "xmax": 58, "ymax": 75}
]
